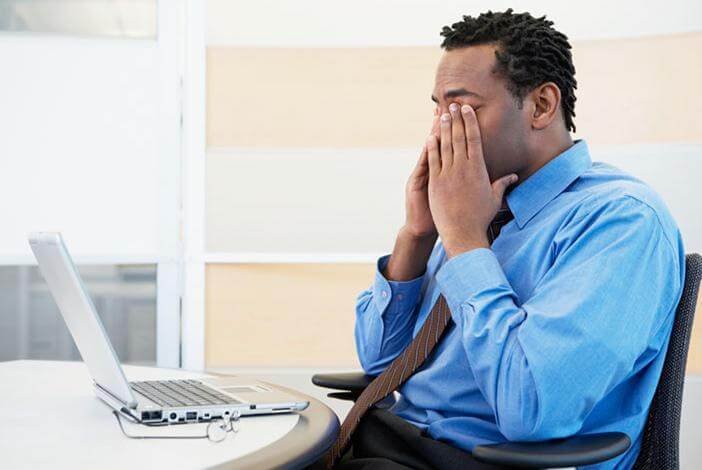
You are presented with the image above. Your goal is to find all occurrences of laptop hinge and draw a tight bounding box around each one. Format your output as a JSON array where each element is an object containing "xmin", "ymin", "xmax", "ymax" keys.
[{"xmin": 94, "ymin": 381, "xmax": 138, "ymax": 409}]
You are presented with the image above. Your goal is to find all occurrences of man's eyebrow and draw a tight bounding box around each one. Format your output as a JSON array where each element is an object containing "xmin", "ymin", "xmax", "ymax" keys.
[{"xmin": 431, "ymin": 88, "xmax": 483, "ymax": 103}]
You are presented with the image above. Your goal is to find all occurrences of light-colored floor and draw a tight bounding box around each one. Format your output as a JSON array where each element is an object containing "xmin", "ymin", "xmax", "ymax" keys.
[{"xmin": 213, "ymin": 368, "xmax": 702, "ymax": 468}]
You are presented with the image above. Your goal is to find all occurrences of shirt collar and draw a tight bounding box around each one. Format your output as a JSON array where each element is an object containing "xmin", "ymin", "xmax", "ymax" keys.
[{"xmin": 506, "ymin": 139, "xmax": 592, "ymax": 229}]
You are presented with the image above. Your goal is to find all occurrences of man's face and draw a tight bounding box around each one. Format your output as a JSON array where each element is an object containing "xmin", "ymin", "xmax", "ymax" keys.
[{"xmin": 432, "ymin": 44, "xmax": 531, "ymax": 182}]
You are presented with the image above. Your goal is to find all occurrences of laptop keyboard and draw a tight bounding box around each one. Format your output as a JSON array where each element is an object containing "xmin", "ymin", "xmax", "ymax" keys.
[{"xmin": 130, "ymin": 379, "xmax": 242, "ymax": 408}]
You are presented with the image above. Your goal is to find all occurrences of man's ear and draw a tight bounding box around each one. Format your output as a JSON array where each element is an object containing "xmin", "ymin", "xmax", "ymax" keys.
[{"xmin": 529, "ymin": 82, "xmax": 561, "ymax": 130}]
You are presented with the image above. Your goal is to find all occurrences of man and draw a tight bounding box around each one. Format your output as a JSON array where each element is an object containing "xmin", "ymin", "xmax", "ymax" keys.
[{"xmin": 328, "ymin": 9, "xmax": 685, "ymax": 470}]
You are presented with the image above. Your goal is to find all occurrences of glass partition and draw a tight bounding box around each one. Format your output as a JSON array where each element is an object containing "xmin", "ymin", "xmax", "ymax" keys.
[
  {"xmin": 0, "ymin": 0, "xmax": 157, "ymax": 39},
  {"xmin": 0, "ymin": 264, "xmax": 157, "ymax": 365}
]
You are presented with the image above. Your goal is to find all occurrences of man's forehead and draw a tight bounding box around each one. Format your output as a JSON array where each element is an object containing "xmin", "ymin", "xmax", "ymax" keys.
[{"xmin": 433, "ymin": 45, "xmax": 499, "ymax": 99}]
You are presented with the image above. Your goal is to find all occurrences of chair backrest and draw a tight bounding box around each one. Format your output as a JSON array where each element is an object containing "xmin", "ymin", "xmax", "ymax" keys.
[{"xmin": 634, "ymin": 253, "xmax": 702, "ymax": 469}]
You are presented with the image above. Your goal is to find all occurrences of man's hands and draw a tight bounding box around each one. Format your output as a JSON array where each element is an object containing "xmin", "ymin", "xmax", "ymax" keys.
[
  {"xmin": 402, "ymin": 114, "xmax": 440, "ymax": 240},
  {"xmin": 426, "ymin": 103, "xmax": 518, "ymax": 259},
  {"xmin": 385, "ymin": 103, "xmax": 517, "ymax": 281},
  {"xmin": 383, "ymin": 115, "xmax": 440, "ymax": 282}
]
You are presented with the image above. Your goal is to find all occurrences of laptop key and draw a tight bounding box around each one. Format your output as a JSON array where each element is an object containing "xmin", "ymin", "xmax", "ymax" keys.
[{"xmin": 131, "ymin": 379, "xmax": 243, "ymax": 408}]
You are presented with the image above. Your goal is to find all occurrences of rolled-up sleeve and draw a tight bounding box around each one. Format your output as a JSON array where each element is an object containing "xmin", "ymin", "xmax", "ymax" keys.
[
  {"xmin": 355, "ymin": 254, "xmax": 427, "ymax": 375},
  {"xmin": 435, "ymin": 196, "xmax": 683, "ymax": 441}
]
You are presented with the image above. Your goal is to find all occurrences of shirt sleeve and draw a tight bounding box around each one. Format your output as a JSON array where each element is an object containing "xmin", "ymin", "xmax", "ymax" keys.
[
  {"xmin": 354, "ymin": 254, "xmax": 428, "ymax": 375},
  {"xmin": 434, "ymin": 196, "xmax": 683, "ymax": 441}
]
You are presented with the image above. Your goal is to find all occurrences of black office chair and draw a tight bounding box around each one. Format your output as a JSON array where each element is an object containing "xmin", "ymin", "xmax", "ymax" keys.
[{"xmin": 313, "ymin": 253, "xmax": 701, "ymax": 469}]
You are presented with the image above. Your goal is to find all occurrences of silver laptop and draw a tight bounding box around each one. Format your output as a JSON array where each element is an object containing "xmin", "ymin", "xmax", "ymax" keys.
[{"xmin": 29, "ymin": 232, "xmax": 309, "ymax": 424}]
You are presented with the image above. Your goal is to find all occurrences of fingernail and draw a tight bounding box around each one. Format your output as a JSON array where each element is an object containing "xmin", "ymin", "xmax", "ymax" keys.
[
  {"xmin": 449, "ymin": 103, "xmax": 459, "ymax": 113},
  {"xmin": 461, "ymin": 105, "xmax": 471, "ymax": 114},
  {"xmin": 426, "ymin": 135, "xmax": 434, "ymax": 144},
  {"xmin": 440, "ymin": 113, "xmax": 450, "ymax": 123}
]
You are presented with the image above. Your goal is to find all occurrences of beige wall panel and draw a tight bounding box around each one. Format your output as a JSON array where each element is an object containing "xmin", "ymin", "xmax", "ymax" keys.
[
  {"xmin": 205, "ymin": 263, "xmax": 372, "ymax": 368},
  {"xmin": 687, "ymin": 290, "xmax": 702, "ymax": 374},
  {"xmin": 207, "ymin": 47, "xmax": 439, "ymax": 148},
  {"xmin": 573, "ymin": 33, "xmax": 702, "ymax": 146},
  {"xmin": 207, "ymin": 33, "xmax": 702, "ymax": 148}
]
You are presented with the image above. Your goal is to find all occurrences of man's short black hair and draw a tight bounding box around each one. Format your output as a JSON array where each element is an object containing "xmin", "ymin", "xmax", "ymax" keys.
[{"xmin": 440, "ymin": 9, "xmax": 577, "ymax": 132}]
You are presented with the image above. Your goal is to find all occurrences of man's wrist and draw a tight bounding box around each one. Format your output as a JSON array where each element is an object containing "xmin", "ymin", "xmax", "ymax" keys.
[
  {"xmin": 442, "ymin": 232, "xmax": 490, "ymax": 259},
  {"xmin": 399, "ymin": 225, "xmax": 438, "ymax": 245},
  {"xmin": 384, "ymin": 227, "xmax": 437, "ymax": 281},
  {"xmin": 397, "ymin": 225, "xmax": 439, "ymax": 244}
]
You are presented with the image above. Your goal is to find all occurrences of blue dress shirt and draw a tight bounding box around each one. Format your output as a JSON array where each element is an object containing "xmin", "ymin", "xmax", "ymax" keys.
[{"xmin": 354, "ymin": 140, "xmax": 685, "ymax": 469}]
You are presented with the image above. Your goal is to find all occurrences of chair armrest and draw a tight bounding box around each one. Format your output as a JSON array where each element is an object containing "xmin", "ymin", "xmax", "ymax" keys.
[
  {"xmin": 472, "ymin": 432, "xmax": 630, "ymax": 468},
  {"xmin": 312, "ymin": 372, "xmax": 376, "ymax": 394}
]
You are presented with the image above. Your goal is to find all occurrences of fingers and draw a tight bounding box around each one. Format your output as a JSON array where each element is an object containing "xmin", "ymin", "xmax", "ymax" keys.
[
  {"xmin": 430, "ymin": 114, "xmax": 440, "ymax": 139},
  {"xmin": 461, "ymin": 105, "xmax": 485, "ymax": 169},
  {"xmin": 412, "ymin": 114, "xmax": 439, "ymax": 179},
  {"xmin": 407, "ymin": 145, "xmax": 430, "ymax": 194},
  {"xmin": 439, "ymin": 112, "xmax": 453, "ymax": 169},
  {"xmin": 412, "ymin": 144, "xmax": 429, "ymax": 177},
  {"xmin": 426, "ymin": 135, "xmax": 440, "ymax": 176},
  {"xmin": 492, "ymin": 173, "xmax": 519, "ymax": 201},
  {"xmin": 419, "ymin": 114, "xmax": 440, "ymax": 178},
  {"xmin": 417, "ymin": 144, "xmax": 428, "ymax": 167},
  {"xmin": 449, "ymin": 103, "xmax": 466, "ymax": 164}
]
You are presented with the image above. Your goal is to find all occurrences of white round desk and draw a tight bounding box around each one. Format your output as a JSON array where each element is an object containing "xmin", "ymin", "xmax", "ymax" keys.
[{"xmin": 0, "ymin": 360, "xmax": 339, "ymax": 469}]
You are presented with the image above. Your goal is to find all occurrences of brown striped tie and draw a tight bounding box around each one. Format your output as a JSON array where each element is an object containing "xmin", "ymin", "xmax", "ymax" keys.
[{"xmin": 324, "ymin": 206, "xmax": 514, "ymax": 468}]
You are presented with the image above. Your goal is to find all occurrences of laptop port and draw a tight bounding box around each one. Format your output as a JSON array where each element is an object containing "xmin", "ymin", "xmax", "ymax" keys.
[
  {"xmin": 169, "ymin": 412, "xmax": 177, "ymax": 420},
  {"xmin": 140, "ymin": 411, "xmax": 161, "ymax": 421},
  {"xmin": 186, "ymin": 411, "xmax": 197, "ymax": 421}
]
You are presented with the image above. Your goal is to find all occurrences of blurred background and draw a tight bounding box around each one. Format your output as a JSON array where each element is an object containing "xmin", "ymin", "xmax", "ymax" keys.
[{"xmin": 0, "ymin": 1, "xmax": 701, "ymax": 462}]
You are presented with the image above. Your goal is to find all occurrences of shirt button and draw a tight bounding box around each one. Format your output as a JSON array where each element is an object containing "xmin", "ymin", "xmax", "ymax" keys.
[{"xmin": 381, "ymin": 290, "xmax": 388, "ymax": 298}]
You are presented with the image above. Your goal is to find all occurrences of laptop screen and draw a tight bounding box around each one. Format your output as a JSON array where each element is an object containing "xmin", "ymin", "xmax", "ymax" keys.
[{"xmin": 29, "ymin": 232, "xmax": 138, "ymax": 408}]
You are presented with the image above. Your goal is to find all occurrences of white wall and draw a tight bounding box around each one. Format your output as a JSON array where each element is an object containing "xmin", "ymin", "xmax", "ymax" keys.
[
  {"xmin": 207, "ymin": 0, "xmax": 702, "ymax": 46},
  {"xmin": 0, "ymin": 34, "xmax": 178, "ymax": 263}
]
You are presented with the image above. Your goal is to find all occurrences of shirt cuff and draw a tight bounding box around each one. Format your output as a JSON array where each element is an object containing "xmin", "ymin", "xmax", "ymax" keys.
[
  {"xmin": 372, "ymin": 254, "xmax": 426, "ymax": 317},
  {"xmin": 435, "ymin": 248, "xmax": 509, "ymax": 309}
]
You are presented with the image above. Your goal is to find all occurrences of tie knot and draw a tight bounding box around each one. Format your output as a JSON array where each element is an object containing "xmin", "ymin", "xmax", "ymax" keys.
[
  {"xmin": 493, "ymin": 207, "xmax": 513, "ymax": 224},
  {"xmin": 488, "ymin": 206, "xmax": 514, "ymax": 244}
]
